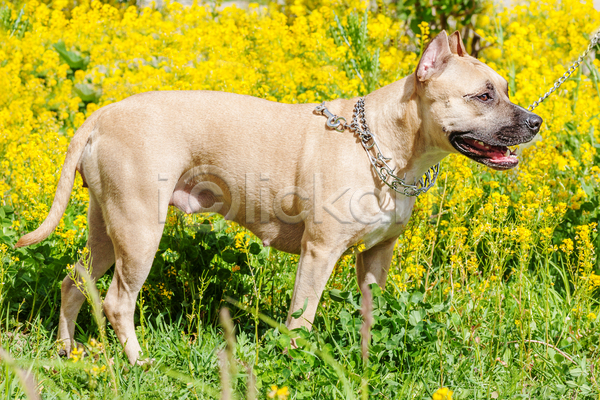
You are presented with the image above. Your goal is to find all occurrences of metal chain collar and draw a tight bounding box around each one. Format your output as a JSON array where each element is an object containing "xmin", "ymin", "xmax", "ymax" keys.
[
  {"xmin": 314, "ymin": 98, "xmax": 439, "ymax": 197},
  {"xmin": 529, "ymin": 30, "xmax": 600, "ymax": 111}
]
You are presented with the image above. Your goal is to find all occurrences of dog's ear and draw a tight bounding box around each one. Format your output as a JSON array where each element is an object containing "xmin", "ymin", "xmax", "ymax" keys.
[
  {"xmin": 416, "ymin": 30, "xmax": 453, "ymax": 82},
  {"xmin": 448, "ymin": 30, "xmax": 468, "ymax": 56}
]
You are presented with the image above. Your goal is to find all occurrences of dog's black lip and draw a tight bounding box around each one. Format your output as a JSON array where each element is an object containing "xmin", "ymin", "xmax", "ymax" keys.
[
  {"xmin": 449, "ymin": 132, "xmax": 518, "ymax": 170},
  {"xmin": 449, "ymin": 131, "xmax": 528, "ymax": 148}
]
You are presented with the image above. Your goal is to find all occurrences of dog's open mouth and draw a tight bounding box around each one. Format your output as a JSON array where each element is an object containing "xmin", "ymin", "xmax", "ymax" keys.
[{"xmin": 451, "ymin": 136, "xmax": 518, "ymax": 170}]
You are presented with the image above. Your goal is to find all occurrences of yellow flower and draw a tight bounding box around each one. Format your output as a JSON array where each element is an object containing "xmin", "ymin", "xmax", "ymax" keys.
[
  {"xmin": 590, "ymin": 274, "xmax": 600, "ymax": 289},
  {"xmin": 268, "ymin": 385, "xmax": 290, "ymax": 399},
  {"xmin": 70, "ymin": 346, "xmax": 84, "ymax": 362},
  {"xmin": 560, "ymin": 239, "xmax": 574, "ymax": 255},
  {"xmin": 432, "ymin": 387, "xmax": 453, "ymax": 400}
]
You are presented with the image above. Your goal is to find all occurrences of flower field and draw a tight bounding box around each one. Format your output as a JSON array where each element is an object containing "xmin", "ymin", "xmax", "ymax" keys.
[{"xmin": 0, "ymin": 0, "xmax": 600, "ymax": 397}]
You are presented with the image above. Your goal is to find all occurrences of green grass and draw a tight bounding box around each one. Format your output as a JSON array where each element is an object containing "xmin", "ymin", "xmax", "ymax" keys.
[{"xmin": 0, "ymin": 211, "xmax": 599, "ymax": 399}]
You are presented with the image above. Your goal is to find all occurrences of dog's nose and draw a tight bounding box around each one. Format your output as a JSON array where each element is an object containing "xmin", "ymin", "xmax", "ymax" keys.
[{"xmin": 525, "ymin": 114, "xmax": 543, "ymax": 133}]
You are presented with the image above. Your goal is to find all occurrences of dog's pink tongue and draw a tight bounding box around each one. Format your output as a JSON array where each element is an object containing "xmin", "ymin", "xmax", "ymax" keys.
[
  {"xmin": 465, "ymin": 139, "xmax": 516, "ymax": 163},
  {"xmin": 489, "ymin": 152, "xmax": 517, "ymax": 163},
  {"xmin": 486, "ymin": 146, "xmax": 507, "ymax": 158},
  {"xmin": 484, "ymin": 145, "xmax": 517, "ymax": 164}
]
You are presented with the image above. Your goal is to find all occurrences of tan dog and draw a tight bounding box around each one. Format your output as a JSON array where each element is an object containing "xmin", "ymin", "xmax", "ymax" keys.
[{"xmin": 16, "ymin": 31, "xmax": 541, "ymax": 364}]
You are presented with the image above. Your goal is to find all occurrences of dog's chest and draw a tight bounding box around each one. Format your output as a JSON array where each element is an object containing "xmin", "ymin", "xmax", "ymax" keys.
[{"xmin": 361, "ymin": 195, "xmax": 415, "ymax": 249}]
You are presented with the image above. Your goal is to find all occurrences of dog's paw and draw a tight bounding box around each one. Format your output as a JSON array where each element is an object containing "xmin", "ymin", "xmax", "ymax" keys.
[
  {"xmin": 137, "ymin": 357, "xmax": 155, "ymax": 371},
  {"xmin": 57, "ymin": 342, "xmax": 87, "ymax": 360},
  {"xmin": 56, "ymin": 340, "xmax": 81, "ymax": 358},
  {"xmin": 282, "ymin": 337, "xmax": 301, "ymax": 359},
  {"xmin": 289, "ymin": 337, "xmax": 300, "ymax": 350}
]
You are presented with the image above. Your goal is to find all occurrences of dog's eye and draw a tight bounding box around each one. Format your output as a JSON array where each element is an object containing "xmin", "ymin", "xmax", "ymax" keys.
[{"xmin": 477, "ymin": 93, "xmax": 493, "ymax": 102}]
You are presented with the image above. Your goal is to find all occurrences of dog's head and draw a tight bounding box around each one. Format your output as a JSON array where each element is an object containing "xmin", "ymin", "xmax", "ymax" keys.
[{"xmin": 415, "ymin": 31, "xmax": 542, "ymax": 170}]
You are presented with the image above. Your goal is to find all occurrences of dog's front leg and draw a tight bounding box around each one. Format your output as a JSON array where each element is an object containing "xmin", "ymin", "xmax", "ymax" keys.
[
  {"xmin": 356, "ymin": 237, "xmax": 397, "ymax": 289},
  {"xmin": 286, "ymin": 239, "xmax": 347, "ymax": 331}
]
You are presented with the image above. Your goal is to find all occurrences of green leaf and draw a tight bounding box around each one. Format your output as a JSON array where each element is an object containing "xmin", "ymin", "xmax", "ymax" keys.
[
  {"xmin": 218, "ymin": 237, "xmax": 233, "ymax": 248},
  {"xmin": 569, "ymin": 367, "xmax": 584, "ymax": 377},
  {"xmin": 580, "ymin": 178, "xmax": 596, "ymax": 198},
  {"xmin": 53, "ymin": 40, "xmax": 89, "ymax": 70},
  {"xmin": 74, "ymin": 83, "xmax": 101, "ymax": 104},
  {"xmin": 221, "ymin": 249, "xmax": 237, "ymax": 263},
  {"xmin": 249, "ymin": 242, "xmax": 262, "ymax": 255},
  {"xmin": 432, "ymin": 302, "xmax": 447, "ymax": 313},
  {"xmin": 216, "ymin": 268, "xmax": 231, "ymax": 280},
  {"xmin": 369, "ymin": 283, "xmax": 382, "ymax": 297},
  {"xmin": 329, "ymin": 289, "xmax": 350, "ymax": 302},
  {"xmin": 409, "ymin": 291, "xmax": 423, "ymax": 304},
  {"xmin": 554, "ymin": 353, "xmax": 565, "ymax": 363},
  {"xmin": 408, "ymin": 310, "xmax": 422, "ymax": 326},
  {"xmin": 33, "ymin": 251, "xmax": 45, "ymax": 262},
  {"xmin": 291, "ymin": 297, "xmax": 309, "ymax": 319},
  {"xmin": 372, "ymin": 329, "xmax": 383, "ymax": 343}
]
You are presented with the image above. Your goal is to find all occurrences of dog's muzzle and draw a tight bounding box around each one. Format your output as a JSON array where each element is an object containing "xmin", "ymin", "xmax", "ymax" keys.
[{"xmin": 449, "ymin": 110, "xmax": 543, "ymax": 171}]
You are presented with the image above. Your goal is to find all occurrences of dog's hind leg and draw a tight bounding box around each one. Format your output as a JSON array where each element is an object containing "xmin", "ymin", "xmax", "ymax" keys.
[
  {"xmin": 356, "ymin": 236, "xmax": 397, "ymax": 289},
  {"xmin": 101, "ymin": 200, "xmax": 167, "ymax": 365},
  {"xmin": 58, "ymin": 195, "xmax": 116, "ymax": 356}
]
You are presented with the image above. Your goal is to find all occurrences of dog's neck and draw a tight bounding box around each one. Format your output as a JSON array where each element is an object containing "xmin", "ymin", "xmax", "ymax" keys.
[{"xmin": 362, "ymin": 75, "xmax": 450, "ymax": 183}]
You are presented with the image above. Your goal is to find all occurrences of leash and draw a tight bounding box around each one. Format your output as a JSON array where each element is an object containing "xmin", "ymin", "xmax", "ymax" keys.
[
  {"xmin": 528, "ymin": 30, "xmax": 600, "ymax": 111},
  {"xmin": 314, "ymin": 98, "xmax": 439, "ymax": 197}
]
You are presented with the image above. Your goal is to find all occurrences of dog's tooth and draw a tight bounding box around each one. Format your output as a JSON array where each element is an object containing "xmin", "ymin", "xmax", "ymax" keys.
[
  {"xmin": 476, "ymin": 141, "xmax": 484, "ymax": 146},
  {"xmin": 505, "ymin": 149, "xmax": 510, "ymax": 157}
]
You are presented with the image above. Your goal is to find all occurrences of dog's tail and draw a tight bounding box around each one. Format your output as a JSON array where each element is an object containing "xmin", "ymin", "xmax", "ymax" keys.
[{"xmin": 15, "ymin": 109, "xmax": 103, "ymax": 248}]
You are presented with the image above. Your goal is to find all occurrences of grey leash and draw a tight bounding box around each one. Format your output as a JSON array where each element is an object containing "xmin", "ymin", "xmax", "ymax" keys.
[{"xmin": 529, "ymin": 30, "xmax": 600, "ymax": 111}]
